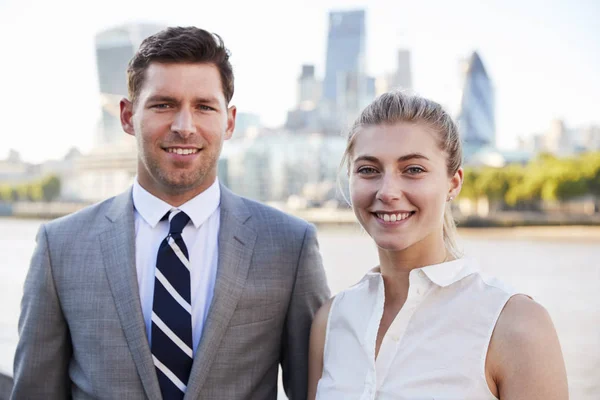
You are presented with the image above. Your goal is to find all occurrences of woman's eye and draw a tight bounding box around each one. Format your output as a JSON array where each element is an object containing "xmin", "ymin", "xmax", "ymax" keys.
[
  {"xmin": 357, "ymin": 167, "xmax": 378, "ymax": 175},
  {"xmin": 406, "ymin": 166, "xmax": 425, "ymax": 174}
]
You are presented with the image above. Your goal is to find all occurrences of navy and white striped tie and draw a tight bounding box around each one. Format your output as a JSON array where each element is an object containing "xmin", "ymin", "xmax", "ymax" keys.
[{"xmin": 151, "ymin": 209, "xmax": 193, "ymax": 400}]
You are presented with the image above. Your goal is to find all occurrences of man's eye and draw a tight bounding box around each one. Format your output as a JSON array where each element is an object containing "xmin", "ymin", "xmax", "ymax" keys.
[
  {"xmin": 199, "ymin": 105, "xmax": 214, "ymax": 111},
  {"xmin": 152, "ymin": 104, "xmax": 171, "ymax": 109}
]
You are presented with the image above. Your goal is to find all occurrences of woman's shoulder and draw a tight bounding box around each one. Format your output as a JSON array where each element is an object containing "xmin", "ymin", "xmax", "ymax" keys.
[
  {"xmin": 492, "ymin": 295, "xmax": 556, "ymax": 353},
  {"xmin": 486, "ymin": 295, "xmax": 568, "ymax": 397}
]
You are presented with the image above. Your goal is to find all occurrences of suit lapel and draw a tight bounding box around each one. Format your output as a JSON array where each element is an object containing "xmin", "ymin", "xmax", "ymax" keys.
[
  {"xmin": 184, "ymin": 186, "xmax": 257, "ymax": 399},
  {"xmin": 99, "ymin": 188, "xmax": 162, "ymax": 400}
]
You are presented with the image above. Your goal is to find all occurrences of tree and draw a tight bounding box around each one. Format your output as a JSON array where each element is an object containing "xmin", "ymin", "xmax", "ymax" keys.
[
  {"xmin": 0, "ymin": 185, "xmax": 13, "ymax": 202},
  {"xmin": 27, "ymin": 183, "xmax": 44, "ymax": 202},
  {"xmin": 459, "ymin": 168, "xmax": 481, "ymax": 200},
  {"xmin": 465, "ymin": 151, "xmax": 600, "ymax": 209},
  {"xmin": 41, "ymin": 175, "xmax": 61, "ymax": 201}
]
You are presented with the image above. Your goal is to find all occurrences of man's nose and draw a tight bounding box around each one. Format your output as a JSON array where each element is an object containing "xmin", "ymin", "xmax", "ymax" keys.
[{"xmin": 171, "ymin": 108, "xmax": 196, "ymax": 138}]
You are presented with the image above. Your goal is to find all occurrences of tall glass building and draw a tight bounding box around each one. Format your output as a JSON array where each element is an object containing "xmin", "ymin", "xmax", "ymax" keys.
[
  {"xmin": 321, "ymin": 10, "xmax": 367, "ymax": 132},
  {"xmin": 323, "ymin": 10, "xmax": 366, "ymax": 101},
  {"xmin": 457, "ymin": 52, "xmax": 495, "ymax": 148},
  {"xmin": 95, "ymin": 23, "xmax": 164, "ymax": 145}
]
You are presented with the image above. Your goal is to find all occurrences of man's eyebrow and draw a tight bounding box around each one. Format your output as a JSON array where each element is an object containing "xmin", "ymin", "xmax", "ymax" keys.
[
  {"xmin": 145, "ymin": 95, "xmax": 221, "ymax": 105},
  {"xmin": 145, "ymin": 95, "xmax": 178, "ymax": 103},
  {"xmin": 194, "ymin": 96, "xmax": 220, "ymax": 104}
]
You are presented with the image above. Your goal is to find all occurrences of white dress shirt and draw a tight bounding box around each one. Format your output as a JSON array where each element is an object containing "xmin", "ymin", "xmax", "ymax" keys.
[
  {"xmin": 132, "ymin": 178, "xmax": 220, "ymax": 353},
  {"xmin": 316, "ymin": 258, "xmax": 520, "ymax": 400}
]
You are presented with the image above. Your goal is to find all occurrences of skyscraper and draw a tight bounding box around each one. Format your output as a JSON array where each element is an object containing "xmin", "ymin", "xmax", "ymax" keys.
[
  {"xmin": 321, "ymin": 10, "xmax": 367, "ymax": 131},
  {"xmin": 297, "ymin": 64, "xmax": 321, "ymax": 110},
  {"xmin": 393, "ymin": 50, "xmax": 412, "ymax": 91},
  {"xmin": 376, "ymin": 49, "xmax": 412, "ymax": 96},
  {"xmin": 456, "ymin": 52, "xmax": 495, "ymax": 149},
  {"xmin": 285, "ymin": 64, "xmax": 323, "ymax": 133},
  {"xmin": 95, "ymin": 23, "xmax": 164, "ymax": 145},
  {"xmin": 544, "ymin": 119, "xmax": 571, "ymax": 155}
]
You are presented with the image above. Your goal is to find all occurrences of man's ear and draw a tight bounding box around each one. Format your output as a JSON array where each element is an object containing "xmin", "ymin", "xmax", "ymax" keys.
[
  {"xmin": 120, "ymin": 98, "xmax": 135, "ymax": 136},
  {"xmin": 224, "ymin": 105, "xmax": 237, "ymax": 140}
]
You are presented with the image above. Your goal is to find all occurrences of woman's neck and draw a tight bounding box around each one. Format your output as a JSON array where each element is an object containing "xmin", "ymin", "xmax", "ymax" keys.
[{"xmin": 377, "ymin": 234, "xmax": 449, "ymax": 302}]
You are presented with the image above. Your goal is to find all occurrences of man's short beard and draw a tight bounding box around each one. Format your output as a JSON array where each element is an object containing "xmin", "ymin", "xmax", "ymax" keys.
[
  {"xmin": 155, "ymin": 167, "xmax": 205, "ymax": 193},
  {"xmin": 142, "ymin": 154, "xmax": 206, "ymax": 194}
]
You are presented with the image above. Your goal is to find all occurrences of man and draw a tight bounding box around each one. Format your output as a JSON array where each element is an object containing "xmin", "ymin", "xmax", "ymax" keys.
[{"xmin": 12, "ymin": 26, "xmax": 330, "ymax": 400}]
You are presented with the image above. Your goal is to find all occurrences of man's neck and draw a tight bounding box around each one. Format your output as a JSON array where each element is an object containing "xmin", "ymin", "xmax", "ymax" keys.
[{"xmin": 137, "ymin": 177, "xmax": 217, "ymax": 207}]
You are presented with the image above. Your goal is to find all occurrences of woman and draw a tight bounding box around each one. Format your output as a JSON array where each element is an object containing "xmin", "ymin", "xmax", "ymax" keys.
[{"xmin": 308, "ymin": 91, "xmax": 568, "ymax": 399}]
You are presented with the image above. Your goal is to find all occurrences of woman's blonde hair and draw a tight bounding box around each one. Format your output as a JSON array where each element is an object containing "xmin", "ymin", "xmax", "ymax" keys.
[{"xmin": 340, "ymin": 90, "xmax": 463, "ymax": 258}]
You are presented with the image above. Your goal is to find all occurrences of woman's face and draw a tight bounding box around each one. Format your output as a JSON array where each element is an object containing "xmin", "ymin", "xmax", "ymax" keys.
[{"xmin": 349, "ymin": 122, "xmax": 462, "ymax": 253}]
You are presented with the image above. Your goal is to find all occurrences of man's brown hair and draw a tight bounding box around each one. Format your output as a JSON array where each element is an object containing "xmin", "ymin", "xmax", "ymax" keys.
[{"xmin": 127, "ymin": 26, "xmax": 234, "ymax": 105}]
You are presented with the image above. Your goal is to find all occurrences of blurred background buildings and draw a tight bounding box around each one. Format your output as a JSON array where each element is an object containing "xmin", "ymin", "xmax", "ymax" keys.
[{"xmin": 1, "ymin": 8, "xmax": 599, "ymax": 214}]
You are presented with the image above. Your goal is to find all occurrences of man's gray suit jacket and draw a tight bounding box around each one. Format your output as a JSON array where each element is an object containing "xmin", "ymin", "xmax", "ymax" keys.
[{"xmin": 11, "ymin": 184, "xmax": 330, "ymax": 399}]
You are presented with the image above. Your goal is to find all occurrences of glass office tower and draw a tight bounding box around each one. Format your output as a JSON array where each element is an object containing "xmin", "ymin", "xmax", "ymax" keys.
[{"xmin": 457, "ymin": 51, "xmax": 495, "ymax": 148}]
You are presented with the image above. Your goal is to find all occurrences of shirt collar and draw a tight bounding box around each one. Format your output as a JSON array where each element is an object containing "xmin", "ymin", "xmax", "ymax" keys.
[
  {"xmin": 364, "ymin": 257, "xmax": 478, "ymax": 288},
  {"xmin": 132, "ymin": 178, "xmax": 221, "ymax": 229},
  {"xmin": 420, "ymin": 257, "xmax": 478, "ymax": 287}
]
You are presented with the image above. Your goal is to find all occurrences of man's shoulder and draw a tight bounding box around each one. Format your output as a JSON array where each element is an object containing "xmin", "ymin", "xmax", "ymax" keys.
[
  {"xmin": 240, "ymin": 196, "xmax": 310, "ymax": 228},
  {"xmin": 237, "ymin": 195, "xmax": 312, "ymax": 231},
  {"xmin": 44, "ymin": 191, "xmax": 128, "ymax": 235}
]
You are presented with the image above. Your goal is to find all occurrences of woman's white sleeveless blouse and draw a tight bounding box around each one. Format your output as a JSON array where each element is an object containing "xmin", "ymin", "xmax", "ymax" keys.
[{"xmin": 316, "ymin": 258, "xmax": 518, "ymax": 400}]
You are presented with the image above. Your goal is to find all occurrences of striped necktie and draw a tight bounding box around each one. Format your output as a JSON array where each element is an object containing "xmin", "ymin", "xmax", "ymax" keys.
[{"xmin": 151, "ymin": 209, "xmax": 193, "ymax": 400}]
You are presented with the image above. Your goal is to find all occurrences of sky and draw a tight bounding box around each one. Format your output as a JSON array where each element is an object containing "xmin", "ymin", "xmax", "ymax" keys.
[{"xmin": 0, "ymin": 0, "xmax": 599, "ymax": 163}]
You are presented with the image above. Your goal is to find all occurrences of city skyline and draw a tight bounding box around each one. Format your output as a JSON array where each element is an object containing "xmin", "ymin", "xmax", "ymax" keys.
[{"xmin": 1, "ymin": 0, "xmax": 599, "ymax": 163}]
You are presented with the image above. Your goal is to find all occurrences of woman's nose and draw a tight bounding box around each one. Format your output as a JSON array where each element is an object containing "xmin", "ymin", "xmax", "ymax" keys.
[{"xmin": 375, "ymin": 175, "xmax": 403, "ymax": 203}]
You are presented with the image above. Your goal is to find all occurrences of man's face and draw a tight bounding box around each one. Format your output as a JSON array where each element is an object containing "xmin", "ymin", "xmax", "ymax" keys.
[{"xmin": 121, "ymin": 62, "xmax": 235, "ymax": 202}]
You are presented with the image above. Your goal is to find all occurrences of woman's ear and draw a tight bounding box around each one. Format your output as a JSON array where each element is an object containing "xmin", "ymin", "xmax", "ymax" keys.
[{"xmin": 447, "ymin": 167, "xmax": 463, "ymax": 201}]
